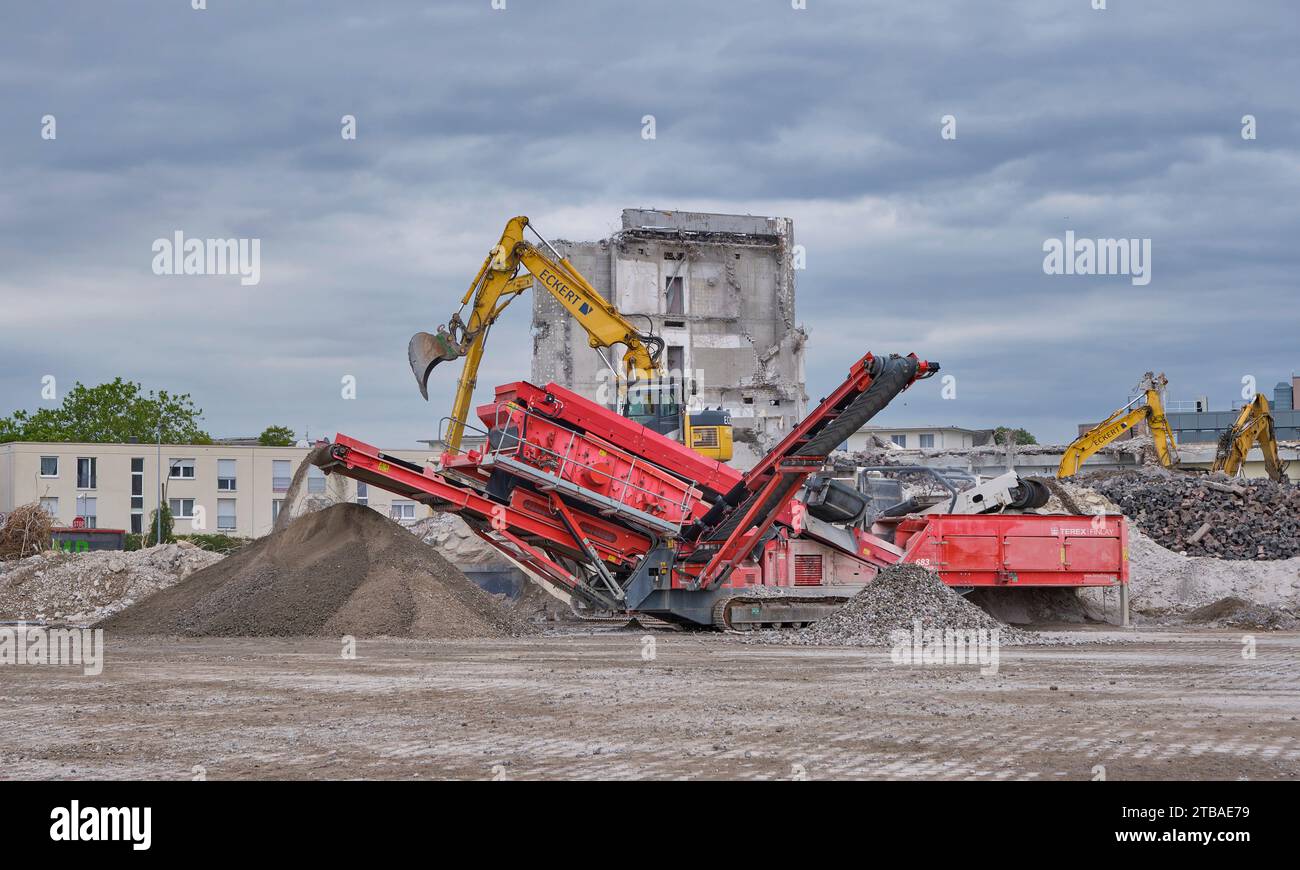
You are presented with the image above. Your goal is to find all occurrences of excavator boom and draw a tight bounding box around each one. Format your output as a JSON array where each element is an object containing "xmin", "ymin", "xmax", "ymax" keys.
[
  {"xmin": 1059, "ymin": 372, "xmax": 1178, "ymax": 477},
  {"xmin": 409, "ymin": 216, "xmax": 666, "ymax": 454},
  {"xmin": 1213, "ymin": 394, "xmax": 1289, "ymax": 482}
]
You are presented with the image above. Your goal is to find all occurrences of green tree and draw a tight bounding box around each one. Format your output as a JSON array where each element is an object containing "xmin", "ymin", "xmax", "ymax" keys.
[
  {"xmin": 0, "ymin": 378, "xmax": 210, "ymax": 444},
  {"xmin": 992, "ymin": 426, "xmax": 1038, "ymax": 446},
  {"xmin": 258, "ymin": 425, "xmax": 296, "ymax": 447},
  {"xmin": 148, "ymin": 504, "xmax": 175, "ymax": 545}
]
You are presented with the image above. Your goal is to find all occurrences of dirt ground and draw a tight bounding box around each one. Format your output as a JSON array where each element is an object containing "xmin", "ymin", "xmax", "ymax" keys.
[{"xmin": 2, "ymin": 629, "xmax": 1297, "ymax": 780}]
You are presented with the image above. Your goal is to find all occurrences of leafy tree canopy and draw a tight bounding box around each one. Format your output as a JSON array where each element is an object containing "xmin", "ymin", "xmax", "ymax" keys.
[
  {"xmin": 0, "ymin": 378, "xmax": 210, "ymax": 444},
  {"xmin": 992, "ymin": 426, "xmax": 1038, "ymax": 446},
  {"xmin": 258, "ymin": 425, "xmax": 296, "ymax": 447}
]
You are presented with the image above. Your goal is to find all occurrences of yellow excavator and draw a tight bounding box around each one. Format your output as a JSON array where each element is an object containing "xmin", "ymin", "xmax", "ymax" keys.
[
  {"xmin": 1058, "ymin": 372, "xmax": 1179, "ymax": 478},
  {"xmin": 1212, "ymin": 394, "xmax": 1289, "ymax": 482},
  {"xmin": 408, "ymin": 215, "xmax": 733, "ymax": 460}
]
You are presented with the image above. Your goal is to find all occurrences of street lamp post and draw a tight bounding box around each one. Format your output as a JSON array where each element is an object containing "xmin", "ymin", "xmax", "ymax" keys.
[{"xmin": 156, "ymin": 418, "xmax": 163, "ymax": 546}]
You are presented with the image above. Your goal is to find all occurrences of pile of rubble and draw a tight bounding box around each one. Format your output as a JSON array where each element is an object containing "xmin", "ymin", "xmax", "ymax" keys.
[
  {"xmin": 1179, "ymin": 596, "xmax": 1298, "ymax": 631},
  {"xmin": 1038, "ymin": 478, "xmax": 1298, "ymax": 623},
  {"xmin": 0, "ymin": 543, "xmax": 222, "ymax": 625},
  {"xmin": 101, "ymin": 503, "xmax": 533, "ymax": 639},
  {"xmin": 406, "ymin": 513, "xmax": 506, "ymax": 567},
  {"xmin": 1082, "ymin": 524, "xmax": 1300, "ymax": 622},
  {"xmin": 755, "ymin": 564, "xmax": 1035, "ymax": 647},
  {"xmin": 1083, "ymin": 470, "xmax": 1300, "ymax": 559}
]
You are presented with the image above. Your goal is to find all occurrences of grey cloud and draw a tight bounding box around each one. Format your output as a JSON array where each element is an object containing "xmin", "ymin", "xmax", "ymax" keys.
[{"xmin": 2, "ymin": 0, "xmax": 1298, "ymax": 446}]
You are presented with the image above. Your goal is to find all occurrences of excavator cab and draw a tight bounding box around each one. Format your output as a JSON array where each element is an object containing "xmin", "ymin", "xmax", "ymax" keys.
[
  {"xmin": 623, "ymin": 381, "xmax": 733, "ymax": 461},
  {"xmin": 622, "ymin": 382, "xmax": 681, "ymax": 430}
]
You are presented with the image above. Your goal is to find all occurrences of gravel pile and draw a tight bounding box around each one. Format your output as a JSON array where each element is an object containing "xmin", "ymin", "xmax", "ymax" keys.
[
  {"xmin": 1083, "ymin": 470, "xmax": 1300, "ymax": 559},
  {"xmin": 100, "ymin": 503, "xmax": 534, "ymax": 639},
  {"xmin": 0, "ymin": 543, "xmax": 222, "ymax": 625},
  {"xmin": 752, "ymin": 563, "xmax": 1035, "ymax": 646},
  {"xmin": 1179, "ymin": 596, "xmax": 1299, "ymax": 630}
]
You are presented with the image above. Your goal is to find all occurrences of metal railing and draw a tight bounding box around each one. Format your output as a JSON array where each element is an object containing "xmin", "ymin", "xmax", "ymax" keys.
[{"xmin": 478, "ymin": 403, "xmax": 699, "ymax": 531}]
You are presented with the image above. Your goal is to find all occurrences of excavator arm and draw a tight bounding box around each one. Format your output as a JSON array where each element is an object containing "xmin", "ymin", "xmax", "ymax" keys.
[
  {"xmin": 1213, "ymin": 394, "xmax": 1289, "ymax": 482},
  {"xmin": 1058, "ymin": 372, "xmax": 1179, "ymax": 477},
  {"xmin": 409, "ymin": 216, "xmax": 664, "ymax": 453}
]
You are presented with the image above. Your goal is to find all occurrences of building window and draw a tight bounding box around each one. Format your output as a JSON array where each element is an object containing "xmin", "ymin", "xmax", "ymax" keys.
[
  {"xmin": 40, "ymin": 456, "xmax": 59, "ymax": 477},
  {"xmin": 169, "ymin": 458, "xmax": 195, "ymax": 479},
  {"xmin": 217, "ymin": 458, "xmax": 237, "ymax": 491},
  {"xmin": 356, "ymin": 482, "xmax": 368, "ymax": 507},
  {"xmin": 39, "ymin": 497, "xmax": 58, "ymax": 521},
  {"xmin": 272, "ymin": 460, "xmax": 291, "ymax": 493},
  {"xmin": 217, "ymin": 499, "xmax": 237, "ymax": 531},
  {"xmin": 78, "ymin": 496, "xmax": 97, "ymax": 528},
  {"xmin": 665, "ymin": 276, "xmax": 684, "ymax": 315},
  {"xmin": 271, "ymin": 499, "xmax": 283, "ymax": 522},
  {"xmin": 390, "ymin": 501, "xmax": 416, "ymax": 521},
  {"xmin": 307, "ymin": 465, "xmax": 326, "ymax": 494},
  {"xmin": 131, "ymin": 457, "xmax": 144, "ymax": 534},
  {"xmin": 169, "ymin": 498, "xmax": 195, "ymax": 519},
  {"xmin": 919, "ymin": 433, "xmax": 935, "ymax": 448},
  {"xmin": 891, "ymin": 434, "xmax": 907, "ymax": 448},
  {"xmin": 76, "ymin": 457, "xmax": 96, "ymax": 489}
]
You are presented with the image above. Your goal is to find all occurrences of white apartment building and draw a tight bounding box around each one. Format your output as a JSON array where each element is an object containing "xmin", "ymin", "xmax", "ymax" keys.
[
  {"xmin": 840, "ymin": 425, "xmax": 988, "ymax": 453},
  {"xmin": 0, "ymin": 441, "xmax": 435, "ymax": 539}
]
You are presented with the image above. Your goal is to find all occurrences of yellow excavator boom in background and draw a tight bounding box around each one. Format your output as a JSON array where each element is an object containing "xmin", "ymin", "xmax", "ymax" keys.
[
  {"xmin": 1213, "ymin": 393, "xmax": 1289, "ymax": 482},
  {"xmin": 1058, "ymin": 372, "xmax": 1179, "ymax": 478},
  {"xmin": 408, "ymin": 216, "xmax": 732, "ymax": 460}
]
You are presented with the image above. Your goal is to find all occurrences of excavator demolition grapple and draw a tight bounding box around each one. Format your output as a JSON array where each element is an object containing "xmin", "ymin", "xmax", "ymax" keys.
[{"xmin": 313, "ymin": 348, "xmax": 1131, "ymax": 628}]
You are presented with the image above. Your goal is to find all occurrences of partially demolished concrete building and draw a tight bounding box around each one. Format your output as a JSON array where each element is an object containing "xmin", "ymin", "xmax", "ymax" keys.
[{"xmin": 531, "ymin": 209, "xmax": 808, "ymax": 467}]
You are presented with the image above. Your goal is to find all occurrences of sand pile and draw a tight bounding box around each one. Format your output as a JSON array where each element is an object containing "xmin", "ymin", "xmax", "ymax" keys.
[
  {"xmin": 753, "ymin": 564, "xmax": 1034, "ymax": 646},
  {"xmin": 1084, "ymin": 526, "xmax": 1300, "ymax": 622},
  {"xmin": 99, "ymin": 503, "xmax": 532, "ymax": 638},
  {"xmin": 0, "ymin": 543, "xmax": 221, "ymax": 625}
]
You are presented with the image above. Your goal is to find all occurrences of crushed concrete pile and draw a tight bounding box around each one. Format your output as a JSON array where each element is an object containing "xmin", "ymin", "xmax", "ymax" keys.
[
  {"xmin": 1083, "ymin": 470, "xmax": 1300, "ymax": 559},
  {"xmin": 99, "ymin": 503, "xmax": 533, "ymax": 639},
  {"xmin": 1080, "ymin": 525, "xmax": 1300, "ymax": 623},
  {"xmin": 406, "ymin": 513, "xmax": 506, "ymax": 566},
  {"xmin": 753, "ymin": 564, "xmax": 1034, "ymax": 646},
  {"xmin": 0, "ymin": 543, "xmax": 222, "ymax": 625},
  {"xmin": 1034, "ymin": 479, "xmax": 1297, "ymax": 623}
]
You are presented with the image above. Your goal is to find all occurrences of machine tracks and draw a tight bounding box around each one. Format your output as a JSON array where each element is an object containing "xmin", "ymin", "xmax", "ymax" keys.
[{"xmin": 711, "ymin": 593, "xmax": 850, "ymax": 631}]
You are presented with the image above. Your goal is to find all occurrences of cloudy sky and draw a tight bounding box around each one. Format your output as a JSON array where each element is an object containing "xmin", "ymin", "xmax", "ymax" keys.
[{"xmin": 4, "ymin": 0, "xmax": 1298, "ymax": 446}]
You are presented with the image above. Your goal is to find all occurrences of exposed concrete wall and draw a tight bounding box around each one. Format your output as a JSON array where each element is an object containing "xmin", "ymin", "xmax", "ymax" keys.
[{"xmin": 531, "ymin": 209, "xmax": 807, "ymax": 468}]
